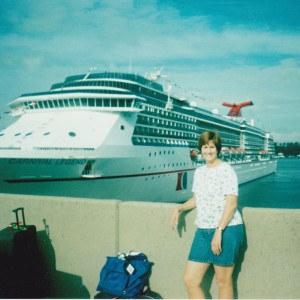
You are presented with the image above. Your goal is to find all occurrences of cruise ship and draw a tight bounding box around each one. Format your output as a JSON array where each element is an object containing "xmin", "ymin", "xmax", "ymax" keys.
[{"xmin": 0, "ymin": 69, "xmax": 277, "ymax": 202}]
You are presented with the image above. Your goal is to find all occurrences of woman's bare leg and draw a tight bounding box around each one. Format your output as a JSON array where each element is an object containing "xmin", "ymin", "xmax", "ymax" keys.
[
  {"xmin": 214, "ymin": 264, "xmax": 235, "ymax": 299},
  {"xmin": 183, "ymin": 261, "xmax": 210, "ymax": 299}
]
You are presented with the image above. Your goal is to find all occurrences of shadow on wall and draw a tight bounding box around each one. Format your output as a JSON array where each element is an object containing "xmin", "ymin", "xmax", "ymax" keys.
[
  {"xmin": 0, "ymin": 220, "xmax": 90, "ymax": 299},
  {"xmin": 177, "ymin": 211, "xmax": 247, "ymax": 299}
]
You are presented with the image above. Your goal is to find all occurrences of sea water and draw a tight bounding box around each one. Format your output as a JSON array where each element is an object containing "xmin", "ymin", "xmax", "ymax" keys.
[{"xmin": 238, "ymin": 158, "xmax": 300, "ymax": 209}]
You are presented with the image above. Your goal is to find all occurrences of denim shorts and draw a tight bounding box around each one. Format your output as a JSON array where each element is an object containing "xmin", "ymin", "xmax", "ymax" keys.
[{"xmin": 188, "ymin": 224, "xmax": 244, "ymax": 266}]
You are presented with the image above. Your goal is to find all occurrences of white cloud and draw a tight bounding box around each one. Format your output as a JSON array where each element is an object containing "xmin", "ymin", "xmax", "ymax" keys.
[
  {"xmin": 0, "ymin": 0, "xmax": 299, "ymax": 141},
  {"xmin": 273, "ymin": 131, "xmax": 300, "ymax": 143}
]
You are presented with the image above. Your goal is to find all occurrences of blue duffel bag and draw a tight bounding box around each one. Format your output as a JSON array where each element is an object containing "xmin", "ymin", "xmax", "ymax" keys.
[{"xmin": 96, "ymin": 252, "xmax": 153, "ymax": 298}]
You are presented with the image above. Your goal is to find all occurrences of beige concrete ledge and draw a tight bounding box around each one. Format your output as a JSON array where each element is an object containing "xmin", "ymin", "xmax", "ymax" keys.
[
  {"xmin": 0, "ymin": 193, "xmax": 120, "ymax": 298},
  {"xmin": 238, "ymin": 207, "xmax": 300, "ymax": 299},
  {"xmin": 0, "ymin": 193, "xmax": 299, "ymax": 299}
]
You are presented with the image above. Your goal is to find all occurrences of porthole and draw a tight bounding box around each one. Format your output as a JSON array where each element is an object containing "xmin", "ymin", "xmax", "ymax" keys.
[
  {"xmin": 69, "ymin": 132, "xmax": 76, "ymax": 137},
  {"xmin": 14, "ymin": 133, "xmax": 21, "ymax": 136},
  {"xmin": 25, "ymin": 132, "xmax": 32, "ymax": 136},
  {"xmin": 43, "ymin": 132, "xmax": 51, "ymax": 136}
]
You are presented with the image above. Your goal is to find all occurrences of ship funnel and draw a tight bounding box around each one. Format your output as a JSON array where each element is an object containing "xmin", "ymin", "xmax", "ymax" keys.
[{"xmin": 222, "ymin": 101, "xmax": 253, "ymax": 117}]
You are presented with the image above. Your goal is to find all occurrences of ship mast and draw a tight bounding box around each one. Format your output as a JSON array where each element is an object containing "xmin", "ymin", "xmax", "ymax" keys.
[
  {"xmin": 83, "ymin": 67, "xmax": 96, "ymax": 80},
  {"xmin": 165, "ymin": 83, "xmax": 173, "ymax": 110}
]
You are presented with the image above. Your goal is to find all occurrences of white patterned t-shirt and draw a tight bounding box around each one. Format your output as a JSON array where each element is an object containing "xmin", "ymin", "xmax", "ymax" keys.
[{"xmin": 192, "ymin": 162, "xmax": 243, "ymax": 228}]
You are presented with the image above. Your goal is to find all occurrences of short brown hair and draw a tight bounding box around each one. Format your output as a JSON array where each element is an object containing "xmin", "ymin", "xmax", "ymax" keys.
[{"xmin": 198, "ymin": 131, "xmax": 222, "ymax": 155}]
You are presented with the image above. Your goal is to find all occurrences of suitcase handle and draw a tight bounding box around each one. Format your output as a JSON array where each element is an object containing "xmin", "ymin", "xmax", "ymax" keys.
[{"xmin": 12, "ymin": 207, "xmax": 26, "ymax": 229}]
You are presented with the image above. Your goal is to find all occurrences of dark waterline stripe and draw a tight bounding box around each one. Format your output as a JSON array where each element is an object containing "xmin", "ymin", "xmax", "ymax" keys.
[{"xmin": 5, "ymin": 168, "xmax": 196, "ymax": 184}]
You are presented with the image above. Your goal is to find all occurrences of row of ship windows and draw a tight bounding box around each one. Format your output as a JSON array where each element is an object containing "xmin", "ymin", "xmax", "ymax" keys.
[
  {"xmin": 138, "ymin": 115, "xmax": 197, "ymax": 131},
  {"xmin": 215, "ymin": 129, "xmax": 241, "ymax": 139},
  {"xmin": 0, "ymin": 132, "xmax": 78, "ymax": 138},
  {"xmin": 148, "ymin": 150, "xmax": 175, "ymax": 156},
  {"xmin": 10, "ymin": 98, "xmax": 195, "ymax": 125},
  {"xmin": 10, "ymin": 98, "xmax": 265, "ymax": 144},
  {"xmin": 245, "ymin": 140, "xmax": 264, "ymax": 145},
  {"xmin": 61, "ymin": 80, "xmax": 134, "ymax": 88},
  {"xmin": 133, "ymin": 125, "xmax": 265, "ymax": 149},
  {"xmin": 245, "ymin": 138, "xmax": 265, "ymax": 144},
  {"xmin": 52, "ymin": 82, "xmax": 165, "ymax": 103},
  {"xmin": 138, "ymin": 113, "xmax": 246, "ymax": 142},
  {"xmin": 10, "ymin": 98, "xmax": 141, "ymax": 110},
  {"xmin": 144, "ymin": 105, "xmax": 196, "ymax": 123},
  {"xmin": 142, "ymin": 161, "xmax": 190, "ymax": 170},
  {"xmin": 1, "ymin": 130, "xmax": 265, "ymax": 148},
  {"xmin": 222, "ymin": 142, "xmax": 240, "ymax": 149},
  {"xmin": 57, "ymin": 79, "xmax": 161, "ymax": 92},
  {"xmin": 192, "ymin": 121, "xmax": 267, "ymax": 142},
  {"xmin": 202, "ymin": 129, "xmax": 265, "ymax": 146},
  {"xmin": 0, "ymin": 132, "xmax": 195, "ymax": 148},
  {"xmin": 134, "ymin": 126, "xmax": 197, "ymax": 139},
  {"xmin": 138, "ymin": 110, "xmax": 256, "ymax": 144},
  {"xmin": 132, "ymin": 136, "xmax": 195, "ymax": 147},
  {"xmin": 133, "ymin": 133, "xmax": 266, "ymax": 150},
  {"xmin": 134, "ymin": 122, "xmax": 243, "ymax": 146},
  {"xmin": 0, "ymin": 132, "xmax": 35, "ymax": 137},
  {"xmin": 245, "ymin": 142, "xmax": 266, "ymax": 148}
]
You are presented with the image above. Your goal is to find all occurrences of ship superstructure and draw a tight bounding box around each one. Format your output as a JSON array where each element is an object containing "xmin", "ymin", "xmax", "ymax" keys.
[{"xmin": 0, "ymin": 69, "xmax": 276, "ymax": 202}]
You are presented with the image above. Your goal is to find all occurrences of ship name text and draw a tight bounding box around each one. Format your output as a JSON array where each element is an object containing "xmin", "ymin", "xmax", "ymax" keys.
[{"xmin": 8, "ymin": 158, "xmax": 87, "ymax": 165}]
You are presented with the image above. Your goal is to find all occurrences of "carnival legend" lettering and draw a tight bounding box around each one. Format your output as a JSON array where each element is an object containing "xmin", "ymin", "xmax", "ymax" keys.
[{"xmin": 8, "ymin": 158, "xmax": 87, "ymax": 165}]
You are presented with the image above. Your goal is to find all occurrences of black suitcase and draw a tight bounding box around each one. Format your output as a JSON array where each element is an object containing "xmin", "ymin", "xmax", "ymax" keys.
[{"xmin": 0, "ymin": 207, "xmax": 39, "ymax": 298}]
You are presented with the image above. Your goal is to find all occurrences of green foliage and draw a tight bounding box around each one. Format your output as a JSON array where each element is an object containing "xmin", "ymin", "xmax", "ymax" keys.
[{"xmin": 275, "ymin": 142, "xmax": 300, "ymax": 157}]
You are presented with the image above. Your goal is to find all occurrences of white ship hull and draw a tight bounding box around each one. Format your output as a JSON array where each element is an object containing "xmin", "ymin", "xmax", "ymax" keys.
[
  {"xmin": 0, "ymin": 70, "xmax": 277, "ymax": 202},
  {"xmin": 0, "ymin": 146, "xmax": 277, "ymax": 202}
]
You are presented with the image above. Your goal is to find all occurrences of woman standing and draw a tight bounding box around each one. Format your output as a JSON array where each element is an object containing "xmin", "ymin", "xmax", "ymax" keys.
[{"xmin": 170, "ymin": 131, "xmax": 244, "ymax": 299}]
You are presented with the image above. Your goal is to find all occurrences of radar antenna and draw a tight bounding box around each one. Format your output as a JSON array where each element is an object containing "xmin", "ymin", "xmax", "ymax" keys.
[{"xmin": 145, "ymin": 67, "xmax": 164, "ymax": 81}]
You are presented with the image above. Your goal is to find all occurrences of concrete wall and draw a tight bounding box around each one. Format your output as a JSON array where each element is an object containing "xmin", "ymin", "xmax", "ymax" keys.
[
  {"xmin": 0, "ymin": 194, "xmax": 120, "ymax": 298},
  {"xmin": 119, "ymin": 203, "xmax": 300, "ymax": 299},
  {"xmin": 237, "ymin": 208, "xmax": 300, "ymax": 299},
  {"xmin": 0, "ymin": 193, "xmax": 299, "ymax": 299}
]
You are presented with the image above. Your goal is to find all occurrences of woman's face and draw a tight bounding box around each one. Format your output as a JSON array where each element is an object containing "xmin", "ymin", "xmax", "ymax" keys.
[{"xmin": 201, "ymin": 140, "xmax": 218, "ymax": 164}]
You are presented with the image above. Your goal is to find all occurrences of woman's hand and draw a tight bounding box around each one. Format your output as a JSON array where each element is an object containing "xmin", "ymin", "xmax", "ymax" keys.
[
  {"xmin": 169, "ymin": 196, "xmax": 196, "ymax": 230},
  {"xmin": 211, "ymin": 229, "xmax": 222, "ymax": 255},
  {"xmin": 169, "ymin": 207, "xmax": 182, "ymax": 230}
]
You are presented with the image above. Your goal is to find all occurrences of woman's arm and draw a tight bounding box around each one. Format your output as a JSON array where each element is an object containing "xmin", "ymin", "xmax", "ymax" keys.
[{"xmin": 169, "ymin": 194, "xmax": 197, "ymax": 230}]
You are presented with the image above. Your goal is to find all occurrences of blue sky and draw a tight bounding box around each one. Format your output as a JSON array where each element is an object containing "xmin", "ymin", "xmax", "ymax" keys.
[{"xmin": 0, "ymin": 0, "xmax": 299, "ymax": 142}]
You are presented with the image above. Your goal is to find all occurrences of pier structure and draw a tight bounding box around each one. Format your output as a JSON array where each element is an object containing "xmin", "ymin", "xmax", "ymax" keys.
[{"xmin": 0, "ymin": 193, "xmax": 299, "ymax": 299}]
